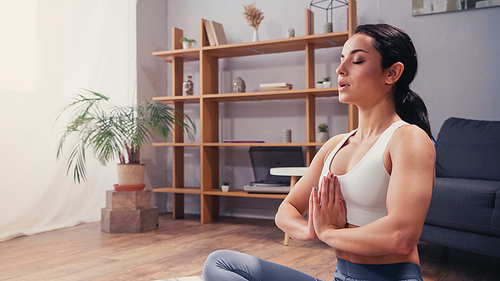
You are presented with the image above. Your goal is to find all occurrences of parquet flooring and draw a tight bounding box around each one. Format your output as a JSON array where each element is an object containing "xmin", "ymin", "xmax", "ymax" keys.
[{"xmin": 0, "ymin": 214, "xmax": 498, "ymax": 281}]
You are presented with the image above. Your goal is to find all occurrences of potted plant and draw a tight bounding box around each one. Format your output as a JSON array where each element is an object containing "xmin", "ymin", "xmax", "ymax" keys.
[
  {"xmin": 323, "ymin": 77, "xmax": 332, "ymax": 88},
  {"xmin": 221, "ymin": 181, "xmax": 230, "ymax": 192},
  {"xmin": 56, "ymin": 90, "xmax": 196, "ymax": 191},
  {"xmin": 180, "ymin": 37, "xmax": 196, "ymax": 49},
  {"xmin": 316, "ymin": 81, "xmax": 323, "ymax": 89},
  {"xmin": 317, "ymin": 123, "xmax": 329, "ymax": 143}
]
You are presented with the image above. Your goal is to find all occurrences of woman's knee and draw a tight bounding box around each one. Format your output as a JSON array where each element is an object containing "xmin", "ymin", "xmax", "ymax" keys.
[
  {"xmin": 203, "ymin": 250, "xmax": 244, "ymax": 280},
  {"xmin": 205, "ymin": 250, "xmax": 227, "ymax": 263},
  {"xmin": 203, "ymin": 250, "xmax": 237, "ymax": 272}
]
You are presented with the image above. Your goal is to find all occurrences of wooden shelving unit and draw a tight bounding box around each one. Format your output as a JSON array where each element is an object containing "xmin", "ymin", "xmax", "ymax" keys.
[{"xmin": 152, "ymin": 1, "xmax": 358, "ymax": 223}]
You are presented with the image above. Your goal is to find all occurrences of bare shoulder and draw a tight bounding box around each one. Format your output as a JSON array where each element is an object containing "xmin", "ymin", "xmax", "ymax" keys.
[
  {"xmin": 389, "ymin": 124, "xmax": 436, "ymax": 161},
  {"xmin": 305, "ymin": 132, "xmax": 350, "ymax": 180},
  {"xmin": 317, "ymin": 133, "xmax": 350, "ymax": 163},
  {"xmin": 324, "ymin": 133, "xmax": 349, "ymax": 148}
]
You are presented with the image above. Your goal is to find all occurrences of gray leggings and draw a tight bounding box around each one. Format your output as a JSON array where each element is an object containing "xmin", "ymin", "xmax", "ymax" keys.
[
  {"xmin": 203, "ymin": 250, "xmax": 423, "ymax": 281},
  {"xmin": 203, "ymin": 250, "xmax": 321, "ymax": 281}
]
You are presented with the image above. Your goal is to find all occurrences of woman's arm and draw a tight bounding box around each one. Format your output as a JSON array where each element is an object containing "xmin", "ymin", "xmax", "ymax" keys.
[
  {"xmin": 274, "ymin": 134, "xmax": 346, "ymax": 241},
  {"xmin": 313, "ymin": 125, "xmax": 435, "ymax": 255}
]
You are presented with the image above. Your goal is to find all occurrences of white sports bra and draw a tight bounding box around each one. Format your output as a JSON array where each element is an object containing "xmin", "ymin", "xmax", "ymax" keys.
[{"xmin": 319, "ymin": 120, "xmax": 408, "ymax": 227}]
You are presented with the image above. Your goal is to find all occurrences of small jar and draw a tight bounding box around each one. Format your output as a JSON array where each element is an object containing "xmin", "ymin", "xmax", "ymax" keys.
[{"xmin": 183, "ymin": 75, "xmax": 194, "ymax": 96}]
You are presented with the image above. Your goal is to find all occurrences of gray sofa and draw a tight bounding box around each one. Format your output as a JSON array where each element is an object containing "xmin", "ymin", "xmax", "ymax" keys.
[{"xmin": 420, "ymin": 117, "xmax": 500, "ymax": 258}]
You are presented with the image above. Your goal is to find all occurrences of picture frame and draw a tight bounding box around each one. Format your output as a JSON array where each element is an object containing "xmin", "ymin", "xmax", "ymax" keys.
[{"xmin": 412, "ymin": 0, "xmax": 500, "ymax": 16}]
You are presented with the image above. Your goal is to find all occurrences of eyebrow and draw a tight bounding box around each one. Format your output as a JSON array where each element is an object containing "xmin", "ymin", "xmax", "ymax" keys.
[{"xmin": 340, "ymin": 49, "xmax": 369, "ymax": 58}]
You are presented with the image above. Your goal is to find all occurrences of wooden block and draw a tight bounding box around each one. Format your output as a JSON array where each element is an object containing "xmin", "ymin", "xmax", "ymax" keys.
[
  {"xmin": 105, "ymin": 190, "xmax": 152, "ymax": 211},
  {"xmin": 101, "ymin": 207, "xmax": 159, "ymax": 234},
  {"xmin": 140, "ymin": 208, "xmax": 159, "ymax": 232}
]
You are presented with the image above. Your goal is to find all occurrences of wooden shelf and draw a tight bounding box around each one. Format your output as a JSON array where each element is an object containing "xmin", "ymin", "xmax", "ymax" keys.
[
  {"xmin": 153, "ymin": 187, "xmax": 202, "ymax": 194},
  {"xmin": 152, "ymin": 31, "xmax": 349, "ymax": 60},
  {"xmin": 151, "ymin": 3, "xmax": 358, "ymax": 223},
  {"xmin": 203, "ymin": 88, "xmax": 338, "ymax": 102},
  {"xmin": 204, "ymin": 189, "xmax": 287, "ymax": 199},
  {"xmin": 205, "ymin": 142, "xmax": 322, "ymax": 147},
  {"xmin": 153, "ymin": 142, "xmax": 325, "ymax": 147},
  {"xmin": 152, "ymin": 95, "xmax": 201, "ymax": 104},
  {"xmin": 153, "ymin": 187, "xmax": 288, "ymax": 199},
  {"xmin": 153, "ymin": 48, "xmax": 201, "ymax": 61},
  {"xmin": 153, "ymin": 142, "xmax": 201, "ymax": 147},
  {"xmin": 152, "ymin": 88, "xmax": 338, "ymax": 104}
]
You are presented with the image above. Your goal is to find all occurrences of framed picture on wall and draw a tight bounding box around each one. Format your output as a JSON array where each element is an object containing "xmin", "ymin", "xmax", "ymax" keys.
[{"xmin": 412, "ymin": 0, "xmax": 500, "ymax": 15}]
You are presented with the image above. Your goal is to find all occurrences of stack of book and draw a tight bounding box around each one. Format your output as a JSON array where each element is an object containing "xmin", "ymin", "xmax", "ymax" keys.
[
  {"xmin": 204, "ymin": 20, "xmax": 227, "ymax": 46},
  {"xmin": 259, "ymin": 83, "xmax": 293, "ymax": 91}
]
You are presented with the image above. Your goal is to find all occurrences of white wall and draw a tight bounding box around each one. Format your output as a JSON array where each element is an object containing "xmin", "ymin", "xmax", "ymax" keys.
[
  {"xmin": 136, "ymin": 0, "xmax": 170, "ymax": 213},
  {"xmin": 140, "ymin": 0, "xmax": 500, "ymax": 219},
  {"xmin": 0, "ymin": 0, "xmax": 137, "ymax": 241},
  {"xmin": 360, "ymin": 0, "xmax": 500, "ymax": 135}
]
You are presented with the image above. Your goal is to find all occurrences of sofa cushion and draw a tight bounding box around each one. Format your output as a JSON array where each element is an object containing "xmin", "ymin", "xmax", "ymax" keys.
[
  {"xmin": 492, "ymin": 190, "xmax": 500, "ymax": 237},
  {"xmin": 435, "ymin": 117, "xmax": 500, "ymax": 181},
  {"xmin": 425, "ymin": 177, "xmax": 500, "ymax": 236}
]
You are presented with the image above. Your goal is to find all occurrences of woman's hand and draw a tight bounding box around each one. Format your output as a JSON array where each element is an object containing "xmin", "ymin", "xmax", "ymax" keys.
[
  {"xmin": 303, "ymin": 188, "xmax": 319, "ymax": 240},
  {"xmin": 311, "ymin": 173, "xmax": 347, "ymax": 239}
]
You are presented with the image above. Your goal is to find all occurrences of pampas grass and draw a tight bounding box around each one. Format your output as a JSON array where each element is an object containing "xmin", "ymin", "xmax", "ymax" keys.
[{"xmin": 243, "ymin": 3, "xmax": 264, "ymax": 30}]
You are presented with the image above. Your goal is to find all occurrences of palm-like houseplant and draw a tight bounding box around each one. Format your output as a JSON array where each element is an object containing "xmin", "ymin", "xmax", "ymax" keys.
[{"xmin": 56, "ymin": 90, "xmax": 195, "ymax": 188}]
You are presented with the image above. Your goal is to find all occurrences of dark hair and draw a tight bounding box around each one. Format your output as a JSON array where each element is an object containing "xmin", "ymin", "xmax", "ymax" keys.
[{"xmin": 354, "ymin": 24, "xmax": 432, "ymax": 139}]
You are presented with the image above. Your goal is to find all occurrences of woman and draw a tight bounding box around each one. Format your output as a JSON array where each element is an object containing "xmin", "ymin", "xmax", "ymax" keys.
[{"xmin": 203, "ymin": 24, "xmax": 435, "ymax": 281}]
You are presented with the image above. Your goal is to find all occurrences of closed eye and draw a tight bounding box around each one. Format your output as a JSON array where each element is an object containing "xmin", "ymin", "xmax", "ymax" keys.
[{"xmin": 353, "ymin": 61, "xmax": 364, "ymax": 64}]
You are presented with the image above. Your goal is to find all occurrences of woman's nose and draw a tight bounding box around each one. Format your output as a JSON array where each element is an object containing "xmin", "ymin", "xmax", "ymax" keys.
[{"xmin": 336, "ymin": 62, "xmax": 346, "ymax": 76}]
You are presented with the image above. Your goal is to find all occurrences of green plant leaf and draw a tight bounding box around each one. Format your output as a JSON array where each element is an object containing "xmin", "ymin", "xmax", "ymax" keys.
[{"xmin": 56, "ymin": 89, "xmax": 196, "ymax": 183}]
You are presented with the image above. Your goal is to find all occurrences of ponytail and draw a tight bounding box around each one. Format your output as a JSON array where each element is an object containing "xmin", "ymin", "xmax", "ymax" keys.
[
  {"xmin": 355, "ymin": 24, "xmax": 433, "ymax": 139},
  {"xmin": 394, "ymin": 89, "xmax": 432, "ymax": 138}
]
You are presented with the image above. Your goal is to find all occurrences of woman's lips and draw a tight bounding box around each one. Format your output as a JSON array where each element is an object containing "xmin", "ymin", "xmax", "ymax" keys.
[{"xmin": 338, "ymin": 81, "xmax": 350, "ymax": 91}]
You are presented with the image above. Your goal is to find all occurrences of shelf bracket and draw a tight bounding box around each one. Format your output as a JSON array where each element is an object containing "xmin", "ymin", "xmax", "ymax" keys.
[
  {"xmin": 326, "ymin": 39, "xmax": 337, "ymax": 46},
  {"xmin": 181, "ymin": 54, "xmax": 197, "ymax": 60},
  {"xmin": 247, "ymin": 47, "xmax": 264, "ymax": 54}
]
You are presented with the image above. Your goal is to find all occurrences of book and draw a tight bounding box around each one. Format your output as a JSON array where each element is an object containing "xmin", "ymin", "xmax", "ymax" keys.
[
  {"xmin": 260, "ymin": 87, "xmax": 292, "ymax": 92},
  {"xmin": 205, "ymin": 20, "xmax": 227, "ymax": 46},
  {"xmin": 211, "ymin": 21, "xmax": 227, "ymax": 45},
  {"xmin": 204, "ymin": 21, "xmax": 217, "ymax": 46},
  {"xmin": 260, "ymin": 82, "xmax": 293, "ymax": 91},
  {"xmin": 259, "ymin": 82, "xmax": 293, "ymax": 88}
]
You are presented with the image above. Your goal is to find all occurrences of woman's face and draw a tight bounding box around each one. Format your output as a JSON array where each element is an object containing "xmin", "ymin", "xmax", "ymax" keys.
[{"xmin": 336, "ymin": 33, "xmax": 390, "ymax": 107}]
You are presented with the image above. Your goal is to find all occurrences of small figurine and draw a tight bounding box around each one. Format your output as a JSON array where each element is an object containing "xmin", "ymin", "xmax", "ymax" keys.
[
  {"xmin": 233, "ymin": 77, "xmax": 246, "ymax": 93},
  {"xmin": 183, "ymin": 75, "xmax": 193, "ymax": 96},
  {"xmin": 287, "ymin": 28, "xmax": 295, "ymax": 38}
]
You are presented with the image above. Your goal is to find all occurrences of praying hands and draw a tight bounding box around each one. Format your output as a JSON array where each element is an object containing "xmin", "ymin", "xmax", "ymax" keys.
[{"xmin": 310, "ymin": 172, "xmax": 347, "ymax": 240}]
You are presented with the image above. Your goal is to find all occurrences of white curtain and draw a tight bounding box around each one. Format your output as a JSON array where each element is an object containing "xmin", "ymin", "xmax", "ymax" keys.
[{"xmin": 0, "ymin": 0, "xmax": 137, "ymax": 241}]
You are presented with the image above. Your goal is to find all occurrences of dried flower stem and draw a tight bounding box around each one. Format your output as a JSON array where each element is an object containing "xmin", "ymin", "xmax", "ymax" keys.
[{"xmin": 243, "ymin": 2, "xmax": 264, "ymax": 30}]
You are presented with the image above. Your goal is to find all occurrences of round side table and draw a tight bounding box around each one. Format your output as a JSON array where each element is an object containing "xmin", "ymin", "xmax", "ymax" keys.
[{"xmin": 270, "ymin": 167, "xmax": 308, "ymax": 246}]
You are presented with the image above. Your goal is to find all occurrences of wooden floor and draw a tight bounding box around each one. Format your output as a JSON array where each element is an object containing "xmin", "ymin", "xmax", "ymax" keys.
[{"xmin": 1, "ymin": 214, "xmax": 499, "ymax": 281}]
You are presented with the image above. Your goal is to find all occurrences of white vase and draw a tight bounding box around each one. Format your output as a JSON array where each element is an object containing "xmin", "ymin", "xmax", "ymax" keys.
[
  {"xmin": 221, "ymin": 185, "xmax": 229, "ymax": 192},
  {"xmin": 182, "ymin": 42, "xmax": 191, "ymax": 49},
  {"xmin": 252, "ymin": 29, "xmax": 259, "ymax": 42},
  {"xmin": 318, "ymin": 132, "xmax": 329, "ymax": 143},
  {"xmin": 323, "ymin": 81, "xmax": 332, "ymax": 88},
  {"xmin": 282, "ymin": 129, "xmax": 292, "ymax": 143},
  {"xmin": 323, "ymin": 22, "xmax": 333, "ymax": 33}
]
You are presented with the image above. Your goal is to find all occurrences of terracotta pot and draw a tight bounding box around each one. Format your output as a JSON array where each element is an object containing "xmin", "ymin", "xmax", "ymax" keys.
[
  {"xmin": 113, "ymin": 184, "xmax": 146, "ymax": 192},
  {"xmin": 117, "ymin": 163, "xmax": 145, "ymax": 185}
]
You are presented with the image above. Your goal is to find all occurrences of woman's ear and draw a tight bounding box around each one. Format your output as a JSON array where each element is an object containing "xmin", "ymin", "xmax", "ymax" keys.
[{"xmin": 385, "ymin": 62, "xmax": 404, "ymax": 85}]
